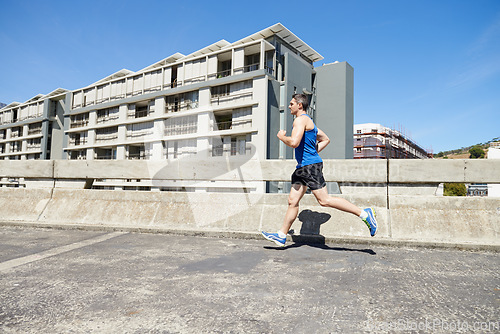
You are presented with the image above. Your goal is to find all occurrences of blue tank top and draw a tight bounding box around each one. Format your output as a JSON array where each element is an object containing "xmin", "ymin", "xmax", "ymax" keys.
[{"xmin": 295, "ymin": 114, "xmax": 323, "ymax": 168}]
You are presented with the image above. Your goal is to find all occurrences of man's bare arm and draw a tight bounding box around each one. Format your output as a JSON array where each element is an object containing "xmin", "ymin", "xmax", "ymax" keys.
[
  {"xmin": 277, "ymin": 117, "xmax": 307, "ymax": 148},
  {"xmin": 316, "ymin": 128, "xmax": 330, "ymax": 153}
]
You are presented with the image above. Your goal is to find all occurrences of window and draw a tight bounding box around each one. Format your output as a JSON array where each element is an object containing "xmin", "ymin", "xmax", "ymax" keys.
[
  {"xmin": 245, "ymin": 54, "xmax": 260, "ymax": 72},
  {"xmin": 164, "ymin": 115, "xmax": 198, "ymax": 136},
  {"xmin": 28, "ymin": 123, "xmax": 42, "ymax": 135},
  {"xmin": 171, "ymin": 65, "xmax": 178, "ymax": 88},
  {"xmin": 211, "ymin": 138, "xmax": 223, "ymax": 157},
  {"xmin": 11, "ymin": 127, "xmax": 22, "ymax": 138},
  {"xmin": 27, "ymin": 138, "xmax": 41, "ymax": 150},
  {"xmin": 97, "ymin": 107, "xmax": 119, "ymax": 123},
  {"xmin": 95, "ymin": 147, "xmax": 116, "ymax": 160},
  {"xmin": 70, "ymin": 131, "xmax": 88, "ymax": 146},
  {"xmin": 165, "ymin": 91, "xmax": 199, "ymax": 113},
  {"xmin": 163, "ymin": 139, "xmax": 196, "ymax": 159},
  {"xmin": 127, "ymin": 144, "xmax": 148, "ymax": 160},
  {"xmin": 128, "ymin": 100, "xmax": 154, "ymax": 119},
  {"xmin": 68, "ymin": 150, "xmax": 87, "ymax": 160},
  {"xmin": 211, "ymin": 84, "xmax": 230, "ymax": 98},
  {"xmin": 214, "ymin": 114, "xmax": 232, "ymax": 131},
  {"xmin": 70, "ymin": 113, "xmax": 89, "ymax": 128},
  {"xmin": 219, "ymin": 60, "xmax": 231, "ymax": 77},
  {"xmin": 136, "ymin": 105, "xmax": 148, "ymax": 118},
  {"xmin": 126, "ymin": 122, "xmax": 153, "ymax": 139},
  {"xmin": 96, "ymin": 127, "xmax": 118, "ymax": 142}
]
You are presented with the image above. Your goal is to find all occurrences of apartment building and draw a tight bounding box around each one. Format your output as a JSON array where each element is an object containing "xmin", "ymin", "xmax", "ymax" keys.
[
  {"xmin": 354, "ymin": 123, "xmax": 429, "ymax": 159},
  {"xmin": 0, "ymin": 23, "xmax": 354, "ymax": 192}
]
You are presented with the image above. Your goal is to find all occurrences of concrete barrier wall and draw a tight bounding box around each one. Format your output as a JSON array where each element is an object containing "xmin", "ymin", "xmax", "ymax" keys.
[{"xmin": 0, "ymin": 160, "xmax": 499, "ymax": 249}]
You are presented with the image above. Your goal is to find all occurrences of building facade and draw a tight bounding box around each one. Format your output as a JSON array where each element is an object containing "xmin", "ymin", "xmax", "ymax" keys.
[
  {"xmin": 487, "ymin": 142, "xmax": 500, "ymax": 197},
  {"xmin": 354, "ymin": 123, "xmax": 428, "ymax": 159},
  {"xmin": 0, "ymin": 23, "xmax": 354, "ymax": 192}
]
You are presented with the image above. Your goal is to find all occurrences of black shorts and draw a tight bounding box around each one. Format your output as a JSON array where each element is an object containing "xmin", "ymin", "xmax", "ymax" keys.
[{"xmin": 291, "ymin": 162, "xmax": 326, "ymax": 190}]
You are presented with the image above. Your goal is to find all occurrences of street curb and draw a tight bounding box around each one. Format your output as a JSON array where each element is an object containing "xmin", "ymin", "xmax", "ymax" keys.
[{"xmin": 1, "ymin": 220, "xmax": 499, "ymax": 252}]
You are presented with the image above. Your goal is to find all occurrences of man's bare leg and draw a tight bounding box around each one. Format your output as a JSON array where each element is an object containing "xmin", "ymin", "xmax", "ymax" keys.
[
  {"xmin": 311, "ymin": 186, "xmax": 362, "ymax": 216},
  {"xmin": 311, "ymin": 186, "xmax": 378, "ymax": 236},
  {"xmin": 279, "ymin": 183, "xmax": 308, "ymax": 235}
]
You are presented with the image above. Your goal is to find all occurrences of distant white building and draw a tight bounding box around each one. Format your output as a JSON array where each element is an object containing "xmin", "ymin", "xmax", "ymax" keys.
[
  {"xmin": 353, "ymin": 123, "xmax": 429, "ymax": 159},
  {"xmin": 488, "ymin": 142, "xmax": 500, "ymax": 197}
]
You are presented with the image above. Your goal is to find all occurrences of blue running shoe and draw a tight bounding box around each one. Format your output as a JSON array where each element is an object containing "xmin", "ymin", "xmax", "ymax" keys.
[
  {"xmin": 362, "ymin": 208, "xmax": 378, "ymax": 237},
  {"xmin": 261, "ymin": 231, "xmax": 286, "ymax": 247}
]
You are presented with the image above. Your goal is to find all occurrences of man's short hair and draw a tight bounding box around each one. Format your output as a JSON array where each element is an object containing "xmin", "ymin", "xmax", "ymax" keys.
[{"xmin": 292, "ymin": 93, "xmax": 309, "ymax": 111}]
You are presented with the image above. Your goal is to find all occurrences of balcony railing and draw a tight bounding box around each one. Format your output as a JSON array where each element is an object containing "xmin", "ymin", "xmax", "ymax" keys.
[
  {"xmin": 144, "ymin": 85, "xmax": 162, "ymax": 93},
  {"xmin": 27, "ymin": 144, "xmax": 42, "ymax": 151},
  {"xmin": 215, "ymin": 121, "xmax": 232, "ymax": 131},
  {"xmin": 70, "ymin": 120, "xmax": 89, "ymax": 129},
  {"xmin": 165, "ymin": 101, "xmax": 199, "ymax": 113},
  {"xmin": 164, "ymin": 125, "xmax": 197, "ymax": 136},
  {"xmin": 211, "ymin": 91, "xmax": 252, "ymax": 105},
  {"xmin": 126, "ymin": 130, "xmax": 154, "ymax": 139},
  {"xmin": 184, "ymin": 75, "xmax": 206, "ymax": 85},
  {"xmin": 214, "ymin": 119, "xmax": 252, "ymax": 132},
  {"xmin": 97, "ymin": 114, "xmax": 120, "ymax": 124},
  {"xmin": 28, "ymin": 128, "xmax": 42, "ymax": 136},
  {"xmin": 10, "ymin": 131, "xmax": 22, "ymax": 138},
  {"xmin": 69, "ymin": 139, "xmax": 88, "ymax": 147},
  {"xmin": 110, "ymin": 94, "xmax": 126, "ymax": 101},
  {"xmin": 164, "ymin": 80, "xmax": 182, "ymax": 89},
  {"xmin": 127, "ymin": 152, "xmax": 152, "ymax": 160},
  {"xmin": 233, "ymin": 63, "xmax": 260, "ymax": 74},
  {"xmin": 95, "ymin": 154, "xmax": 114, "ymax": 160},
  {"xmin": 95, "ymin": 134, "xmax": 118, "ymax": 142},
  {"xmin": 96, "ymin": 97, "xmax": 111, "ymax": 105},
  {"xmin": 208, "ymin": 69, "xmax": 231, "ymax": 80},
  {"xmin": 128, "ymin": 108, "xmax": 153, "ymax": 119}
]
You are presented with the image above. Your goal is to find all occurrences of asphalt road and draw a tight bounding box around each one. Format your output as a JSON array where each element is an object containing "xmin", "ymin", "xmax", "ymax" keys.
[{"xmin": 0, "ymin": 226, "xmax": 498, "ymax": 333}]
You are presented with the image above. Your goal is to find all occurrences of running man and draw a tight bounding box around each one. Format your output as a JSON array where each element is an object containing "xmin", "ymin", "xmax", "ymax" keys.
[{"xmin": 261, "ymin": 94, "xmax": 378, "ymax": 247}]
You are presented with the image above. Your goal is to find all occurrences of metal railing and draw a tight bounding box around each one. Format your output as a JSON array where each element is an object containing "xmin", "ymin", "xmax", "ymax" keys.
[
  {"xmin": 70, "ymin": 119, "xmax": 89, "ymax": 129},
  {"xmin": 165, "ymin": 101, "xmax": 199, "ymax": 113},
  {"xmin": 211, "ymin": 91, "xmax": 252, "ymax": 105},
  {"xmin": 215, "ymin": 121, "xmax": 232, "ymax": 131},
  {"xmin": 184, "ymin": 75, "xmax": 206, "ymax": 85},
  {"xmin": 95, "ymin": 134, "xmax": 118, "ymax": 142},
  {"xmin": 208, "ymin": 69, "xmax": 231, "ymax": 80},
  {"xmin": 96, "ymin": 114, "xmax": 120, "ymax": 124}
]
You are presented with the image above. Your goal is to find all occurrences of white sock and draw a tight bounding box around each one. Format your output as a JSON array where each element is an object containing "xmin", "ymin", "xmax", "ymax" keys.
[
  {"xmin": 277, "ymin": 231, "xmax": 287, "ymax": 238},
  {"xmin": 359, "ymin": 210, "xmax": 368, "ymax": 220}
]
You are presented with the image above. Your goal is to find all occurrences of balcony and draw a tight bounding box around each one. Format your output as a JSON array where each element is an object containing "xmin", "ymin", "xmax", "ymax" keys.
[
  {"xmin": 165, "ymin": 100, "xmax": 198, "ymax": 113},
  {"xmin": 208, "ymin": 69, "xmax": 231, "ymax": 80},
  {"xmin": 211, "ymin": 91, "xmax": 252, "ymax": 106},
  {"xmin": 97, "ymin": 114, "xmax": 119, "ymax": 124},
  {"xmin": 95, "ymin": 134, "xmax": 118, "ymax": 143},
  {"xmin": 95, "ymin": 148, "xmax": 116, "ymax": 160},
  {"xmin": 215, "ymin": 121, "xmax": 232, "ymax": 131},
  {"xmin": 184, "ymin": 75, "xmax": 206, "ymax": 85}
]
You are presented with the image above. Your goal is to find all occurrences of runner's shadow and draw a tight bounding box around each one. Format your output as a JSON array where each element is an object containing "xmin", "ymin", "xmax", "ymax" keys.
[
  {"xmin": 264, "ymin": 242, "xmax": 376, "ymax": 255},
  {"xmin": 297, "ymin": 209, "xmax": 330, "ymax": 235},
  {"xmin": 263, "ymin": 209, "xmax": 376, "ymax": 255}
]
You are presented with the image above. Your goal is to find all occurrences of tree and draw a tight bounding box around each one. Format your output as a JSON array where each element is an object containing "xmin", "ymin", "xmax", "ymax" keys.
[
  {"xmin": 469, "ymin": 145, "xmax": 485, "ymax": 159},
  {"xmin": 443, "ymin": 183, "xmax": 466, "ymax": 196}
]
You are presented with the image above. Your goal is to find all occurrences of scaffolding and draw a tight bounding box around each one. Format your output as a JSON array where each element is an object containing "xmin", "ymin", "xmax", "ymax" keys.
[{"xmin": 353, "ymin": 123, "xmax": 429, "ymax": 159}]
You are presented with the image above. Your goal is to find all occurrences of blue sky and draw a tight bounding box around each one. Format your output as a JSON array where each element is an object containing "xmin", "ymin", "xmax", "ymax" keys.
[{"xmin": 1, "ymin": 0, "xmax": 499, "ymax": 153}]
